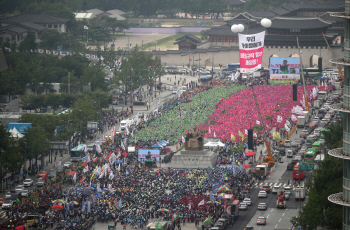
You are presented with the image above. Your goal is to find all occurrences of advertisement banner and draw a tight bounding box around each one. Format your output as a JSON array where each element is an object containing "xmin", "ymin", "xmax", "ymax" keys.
[
  {"xmin": 138, "ymin": 149, "xmax": 160, "ymax": 162},
  {"xmin": 239, "ymin": 31, "xmax": 265, "ymax": 73},
  {"xmin": 270, "ymin": 57, "xmax": 300, "ymax": 81}
]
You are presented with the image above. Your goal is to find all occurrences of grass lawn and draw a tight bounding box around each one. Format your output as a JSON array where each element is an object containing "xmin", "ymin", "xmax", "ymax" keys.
[{"xmin": 142, "ymin": 32, "xmax": 202, "ymax": 51}]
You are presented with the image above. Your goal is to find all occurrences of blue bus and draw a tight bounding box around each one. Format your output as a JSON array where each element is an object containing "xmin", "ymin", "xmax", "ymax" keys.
[
  {"xmin": 199, "ymin": 75, "xmax": 213, "ymax": 85},
  {"xmin": 71, "ymin": 144, "xmax": 87, "ymax": 161},
  {"xmin": 227, "ymin": 63, "xmax": 240, "ymax": 71}
]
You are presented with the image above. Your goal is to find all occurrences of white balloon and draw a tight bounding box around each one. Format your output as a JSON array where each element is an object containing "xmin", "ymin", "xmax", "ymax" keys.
[
  {"xmin": 231, "ymin": 24, "xmax": 238, "ymax": 33},
  {"xmin": 237, "ymin": 24, "xmax": 244, "ymax": 32},
  {"xmin": 261, "ymin": 18, "xmax": 272, "ymax": 28}
]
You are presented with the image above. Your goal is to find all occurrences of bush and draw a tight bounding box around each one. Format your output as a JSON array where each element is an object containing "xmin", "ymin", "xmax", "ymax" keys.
[
  {"xmin": 265, "ymin": 115, "xmax": 272, "ymax": 121},
  {"xmin": 278, "ymin": 102, "xmax": 286, "ymax": 107},
  {"xmin": 209, "ymin": 120, "xmax": 216, "ymax": 125},
  {"xmin": 273, "ymin": 108, "xmax": 280, "ymax": 112},
  {"xmin": 133, "ymin": 102, "xmax": 145, "ymax": 105},
  {"xmin": 200, "ymin": 129, "xmax": 208, "ymax": 133},
  {"xmin": 253, "ymin": 125, "xmax": 263, "ymax": 132}
]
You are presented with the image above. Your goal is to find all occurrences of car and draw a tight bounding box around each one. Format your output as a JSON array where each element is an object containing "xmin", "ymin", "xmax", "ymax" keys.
[
  {"xmin": 313, "ymin": 129, "xmax": 321, "ymax": 137},
  {"xmin": 287, "ymin": 159, "xmax": 299, "ymax": 170},
  {"xmin": 23, "ymin": 179, "xmax": 34, "ymax": 187},
  {"xmin": 5, "ymin": 191, "xmax": 16, "ymax": 199},
  {"xmin": 294, "ymin": 155, "xmax": 302, "ymax": 161},
  {"xmin": 21, "ymin": 190, "xmax": 30, "ymax": 197},
  {"xmin": 239, "ymin": 203, "xmax": 248, "ymax": 210},
  {"xmin": 15, "ymin": 185, "xmax": 24, "ymax": 193},
  {"xmin": 261, "ymin": 185, "xmax": 270, "ymax": 193},
  {"xmin": 63, "ymin": 162, "xmax": 72, "ymax": 168},
  {"xmin": 284, "ymin": 186, "xmax": 291, "ymax": 200},
  {"xmin": 0, "ymin": 198, "xmax": 3, "ymax": 206},
  {"xmin": 279, "ymin": 146, "xmax": 286, "ymax": 156},
  {"xmin": 257, "ymin": 216, "xmax": 266, "ymax": 225},
  {"xmin": 258, "ymin": 191, "xmax": 267, "ymax": 198},
  {"xmin": 214, "ymin": 222, "xmax": 225, "ymax": 230},
  {"xmin": 216, "ymin": 218, "xmax": 228, "ymax": 227},
  {"xmin": 319, "ymin": 121, "xmax": 327, "ymax": 128},
  {"xmin": 244, "ymin": 226, "xmax": 254, "ymax": 230},
  {"xmin": 257, "ymin": 202, "xmax": 267, "ymax": 210},
  {"xmin": 2, "ymin": 200, "xmax": 13, "ymax": 209},
  {"xmin": 179, "ymin": 69, "xmax": 189, "ymax": 74},
  {"xmin": 38, "ymin": 171, "xmax": 48, "ymax": 178},
  {"xmin": 286, "ymin": 149, "xmax": 293, "ymax": 158},
  {"xmin": 37, "ymin": 178, "xmax": 46, "ymax": 187},
  {"xmin": 300, "ymin": 130, "xmax": 309, "ymax": 138},
  {"xmin": 272, "ymin": 185, "xmax": 280, "ymax": 193},
  {"xmin": 243, "ymin": 198, "xmax": 252, "ymax": 206}
]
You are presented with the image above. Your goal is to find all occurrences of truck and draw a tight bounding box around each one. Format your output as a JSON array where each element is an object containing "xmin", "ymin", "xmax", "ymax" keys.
[
  {"xmin": 255, "ymin": 164, "xmax": 269, "ymax": 177},
  {"xmin": 313, "ymin": 99, "xmax": 321, "ymax": 109},
  {"xmin": 297, "ymin": 116, "xmax": 306, "ymax": 128},
  {"xmin": 318, "ymin": 91, "xmax": 328, "ymax": 101},
  {"xmin": 295, "ymin": 185, "xmax": 306, "ymax": 200},
  {"xmin": 302, "ymin": 111, "xmax": 310, "ymax": 123},
  {"xmin": 226, "ymin": 199, "xmax": 240, "ymax": 217},
  {"xmin": 276, "ymin": 190, "xmax": 286, "ymax": 208}
]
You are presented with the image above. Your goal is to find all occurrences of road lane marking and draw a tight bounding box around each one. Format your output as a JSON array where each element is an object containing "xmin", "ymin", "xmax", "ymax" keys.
[
  {"xmin": 275, "ymin": 224, "xmax": 278, "ymax": 229},
  {"xmin": 282, "ymin": 213, "xmax": 285, "ymax": 216},
  {"xmin": 267, "ymin": 214, "xmax": 269, "ymax": 218},
  {"xmin": 271, "ymin": 209, "xmax": 273, "ymax": 212},
  {"xmin": 279, "ymin": 218, "xmax": 281, "ymax": 222}
]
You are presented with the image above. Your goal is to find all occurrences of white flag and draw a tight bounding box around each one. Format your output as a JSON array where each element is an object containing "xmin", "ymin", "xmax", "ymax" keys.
[
  {"xmin": 84, "ymin": 25, "xmax": 89, "ymax": 30},
  {"xmin": 53, "ymin": 50, "xmax": 58, "ymax": 55},
  {"xmin": 208, "ymin": 126, "xmax": 211, "ymax": 133},
  {"xmin": 284, "ymin": 123, "xmax": 290, "ymax": 132},
  {"xmin": 38, "ymin": 49, "xmax": 44, "ymax": 54},
  {"xmin": 73, "ymin": 173, "xmax": 77, "ymax": 182},
  {"xmin": 83, "ymin": 165, "xmax": 89, "ymax": 173},
  {"xmin": 277, "ymin": 115, "xmax": 283, "ymax": 123},
  {"xmin": 86, "ymin": 54, "xmax": 90, "ymax": 59},
  {"xmin": 182, "ymin": 136, "xmax": 185, "ymax": 143},
  {"xmin": 291, "ymin": 114, "xmax": 297, "ymax": 122},
  {"xmin": 198, "ymin": 199, "xmax": 205, "ymax": 206},
  {"xmin": 214, "ymin": 132, "xmax": 216, "ymax": 138},
  {"xmin": 46, "ymin": 50, "xmax": 51, "ymax": 54},
  {"xmin": 245, "ymin": 129, "xmax": 248, "ymax": 135},
  {"xmin": 256, "ymin": 120, "xmax": 260, "ymax": 125}
]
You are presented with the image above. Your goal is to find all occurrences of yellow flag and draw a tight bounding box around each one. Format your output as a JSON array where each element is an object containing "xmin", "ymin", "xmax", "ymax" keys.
[
  {"xmin": 276, "ymin": 132, "xmax": 281, "ymax": 139},
  {"xmin": 231, "ymin": 134, "xmax": 236, "ymax": 141}
]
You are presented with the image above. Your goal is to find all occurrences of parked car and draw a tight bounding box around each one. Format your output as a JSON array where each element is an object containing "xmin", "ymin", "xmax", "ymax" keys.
[
  {"xmin": 257, "ymin": 203, "xmax": 267, "ymax": 210},
  {"xmin": 258, "ymin": 191, "xmax": 267, "ymax": 198},
  {"xmin": 239, "ymin": 203, "xmax": 248, "ymax": 210},
  {"xmin": 15, "ymin": 185, "xmax": 24, "ymax": 193},
  {"xmin": 23, "ymin": 179, "xmax": 34, "ymax": 187},
  {"xmin": 243, "ymin": 198, "xmax": 252, "ymax": 206},
  {"xmin": 2, "ymin": 200, "xmax": 13, "ymax": 209},
  {"xmin": 38, "ymin": 171, "xmax": 48, "ymax": 178}
]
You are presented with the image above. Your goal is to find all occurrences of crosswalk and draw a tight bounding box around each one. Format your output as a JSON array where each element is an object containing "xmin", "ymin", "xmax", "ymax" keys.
[{"xmin": 251, "ymin": 181, "xmax": 305, "ymax": 190}]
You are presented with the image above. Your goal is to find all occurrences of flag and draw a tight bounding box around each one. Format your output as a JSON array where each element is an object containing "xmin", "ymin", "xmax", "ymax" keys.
[
  {"xmin": 189, "ymin": 203, "xmax": 191, "ymax": 210},
  {"xmin": 198, "ymin": 199, "xmax": 205, "ymax": 206},
  {"xmin": 210, "ymin": 192, "xmax": 215, "ymax": 203},
  {"xmin": 238, "ymin": 130, "xmax": 244, "ymax": 141},
  {"xmin": 208, "ymin": 126, "xmax": 211, "ymax": 133},
  {"xmin": 16, "ymin": 197, "xmax": 21, "ymax": 205},
  {"xmin": 203, "ymin": 216, "xmax": 212, "ymax": 225},
  {"xmin": 46, "ymin": 50, "xmax": 51, "ymax": 54},
  {"xmin": 84, "ymin": 25, "xmax": 89, "ymax": 30},
  {"xmin": 84, "ymin": 159, "xmax": 87, "ymax": 167},
  {"xmin": 126, "ymin": 169, "xmax": 130, "ymax": 176},
  {"xmin": 276, "ymin": 132, "xmax": 281, "ymax": 139},
  {"xmin": 95, "ymin": 189, "xmax": 103, "ymax": 199},
  {"xmin": 73, "ymin": 173, "xmax": 77, "ymax": 182},
  {"xmin": 53, "ymin": 50, "xmax": 58, "ymax": 55},
  {"xmin": 181, "ymin": 136, "xmax": 185, "ymax": 143},
  {"xmin": 277, "ymin": 115, "xmax": 283, "ymax": 123},
  {"xmin": 118, "ymin": 199, "xmax": 122, "ymax": 209},
  {"xmin": 214, "ymin": 132, "xmax": 216, "ymax": 137},
  {"xmin": 173, "ymin": 213, "xmax": 179, "ymax": 221},
  {"xmin": 38, "ymin": 49, "xmax": 44, "ymax": 54},
  {"xmin": 80, "ymin": 176, "xmax": 87, "ymax": 183},
  {"xmin": 256, "ymin": 120, "xmax": 260, "ymax": 125},
  {"xmin": 244, "ymin": 142, "xmax": 248, "ymax": 148},
  {"xmin": 231, "ymin": 134, "xmax": 235, "ymax": 141}
]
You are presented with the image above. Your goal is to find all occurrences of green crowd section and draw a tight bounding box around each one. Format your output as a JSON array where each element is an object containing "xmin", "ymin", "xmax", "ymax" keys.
[{"xmin": 134, "ymin": 85, "xmax": 247, "ymax": 144}]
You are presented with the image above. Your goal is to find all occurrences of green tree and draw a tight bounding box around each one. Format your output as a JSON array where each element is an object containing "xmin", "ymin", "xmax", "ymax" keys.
[
  {"xmin": 291, "ymin": 121, "xmax": 343, "ymax": 230},
  {"xmin": 40, "ymin": 29, "xmax": 61, "ymax": 49},
  {"xmin": 24, "ymin": 127, "xmax": 50, "ymax": 166},
  {"xmin": 18, "ymin": 35, "xmax": 37, "ymax": 52}
]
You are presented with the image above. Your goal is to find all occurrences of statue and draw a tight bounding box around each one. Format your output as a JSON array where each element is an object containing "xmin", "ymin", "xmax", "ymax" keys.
[{"xmin": 185, "ymin": 128, "xmax": 204, "ymax": 151}]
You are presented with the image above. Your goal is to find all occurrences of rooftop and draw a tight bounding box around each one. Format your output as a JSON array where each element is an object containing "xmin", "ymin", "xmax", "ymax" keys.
[
  {"xmin": 0, "ymin": 13, "xmax": 69, "ymax": 24},
  {"xmin": 269, "ymin": 17, "xmax": 331, "ymax": 29}
]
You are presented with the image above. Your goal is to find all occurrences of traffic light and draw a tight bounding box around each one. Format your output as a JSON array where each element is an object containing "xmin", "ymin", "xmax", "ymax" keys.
[{"xmin": 248, "ymin": 129, "xmax": 253, "ymax": 149}]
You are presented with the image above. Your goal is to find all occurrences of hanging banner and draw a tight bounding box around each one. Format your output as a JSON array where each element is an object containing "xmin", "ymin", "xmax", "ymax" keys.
[{"xmin": 239, "ymin": 31, "xmax": 265, "ymax": 73}]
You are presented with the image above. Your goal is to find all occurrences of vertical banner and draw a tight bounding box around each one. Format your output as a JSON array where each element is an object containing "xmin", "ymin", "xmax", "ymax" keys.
[{"xmin": 238, "ymin": 31, "xmax": 265, "ymax": 73}]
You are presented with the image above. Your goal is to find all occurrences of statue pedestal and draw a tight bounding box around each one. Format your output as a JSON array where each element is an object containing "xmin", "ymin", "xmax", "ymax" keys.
[{"xmin": 168, "ymin": 150, "xmax": 218, "ymax": 169}]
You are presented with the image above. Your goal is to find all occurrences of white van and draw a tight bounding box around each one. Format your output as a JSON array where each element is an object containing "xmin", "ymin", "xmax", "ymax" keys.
[
  {"xmin": 286, "ymin": 149, "xmax": 293, "ymax": 158},
  {"xmin": 284, "ymin": 140, "xmax": 292, "ymax": 147},
  {"xmin": 120, "ymin": 120, "xmax": 127, "ymax": 131}
]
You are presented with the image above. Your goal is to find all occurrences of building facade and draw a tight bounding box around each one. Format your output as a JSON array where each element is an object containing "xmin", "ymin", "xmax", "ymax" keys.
[{"xmin": 328, "ymin": 1, "xmax": 350, "ymax": 229}]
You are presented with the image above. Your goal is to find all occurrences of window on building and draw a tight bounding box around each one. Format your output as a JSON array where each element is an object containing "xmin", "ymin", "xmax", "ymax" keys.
[
  {"xmin": 48, "ymin": 24, "xmax": 52, "ymax": 28},
  {"xmin": 225, "ymin": 36, "xmax": 228, "ymax": 42},
  {"xmin": 11, "ymin": 35, "xmax": 15, "ymax": 41},
  {"xmin": 218, "ymin": 36, "xmax": 221, "ymax": 42},
  {"xmin": 54, "ymin": 25, "xmax": 58, "ymax": 28}
]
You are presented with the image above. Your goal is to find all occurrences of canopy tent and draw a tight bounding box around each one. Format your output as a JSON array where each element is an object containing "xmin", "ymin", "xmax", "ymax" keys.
[
  {"xmin": 204, "ymin": 141, "xmax": 225, "ymax": 147},
  {"xmin": 151, "ymin": 140, "xmax": 169, "ymax": 148},
  {"xmin": 9, "ymin": 127, "xmax": 24, "ymax": 138}
]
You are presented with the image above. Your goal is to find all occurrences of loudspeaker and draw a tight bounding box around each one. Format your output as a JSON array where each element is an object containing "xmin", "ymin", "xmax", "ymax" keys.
[
  {"xmin": 248, "ymin": 129, "xmax": 253, "ymax": 149},
  {"xmin": 293, "ymin": 84, "xmax": 298, "ymax": 101},
  {"xmin": 318, "ymin": 57, "xmax": 322, "ymax": 72}
]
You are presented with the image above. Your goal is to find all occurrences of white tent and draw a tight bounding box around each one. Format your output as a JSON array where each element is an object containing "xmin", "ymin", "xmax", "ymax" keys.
[
  {"xmin": 9, "ymin": 127, "xmax": 24, "ymax": 138},
  {"xmin": 204, "ymin": 141, "xmax": 225, "ymax": 147}
]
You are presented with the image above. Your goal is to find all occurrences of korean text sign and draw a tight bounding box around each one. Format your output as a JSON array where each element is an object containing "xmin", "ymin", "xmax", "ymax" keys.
[
  {"xmin": 138, "ymin": 149, "xmax": 160, "ymax": 162},
  {"xmin": 239, "ymin": 31, "xmax": 265, "ymax": 73},
  {"xmin": 270, "ymin": 57, "xmax": 300, "ymax": 80}
]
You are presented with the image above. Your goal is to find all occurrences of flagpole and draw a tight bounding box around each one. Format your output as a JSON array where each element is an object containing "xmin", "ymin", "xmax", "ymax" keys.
[{"xmin": 295, "ymin": 35, "xmax": 309, "ymax": 112}]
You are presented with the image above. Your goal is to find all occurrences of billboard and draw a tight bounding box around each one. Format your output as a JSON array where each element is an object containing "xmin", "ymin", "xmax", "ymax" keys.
[
  {"xmin": 138, "ymin": 149, "xmax": 160, "ymax": 162},
  {"xmin": 7, "ymin": 123, "xmax": 32, "ymax": 133},
  {"xmin": 270, "ymin": 57, "xmax": 300, "ymax": 81},
  {"xmin": 239, "ymin": 31, "xmax": 265, "ymax": 73}
]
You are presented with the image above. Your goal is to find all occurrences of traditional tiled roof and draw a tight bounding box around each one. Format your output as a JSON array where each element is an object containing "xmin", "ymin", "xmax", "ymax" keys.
[
  {"xmin": 18, "ymin": 22, "xmax": 46, "ymax": 31},
  {"xmin": 166, "ymin": 50, "xmax": 181, "ymax": 54},
  {"xmin": 270, "ymin": 17, "xmax": 331, "ymax": 29},
  {"xmin": 207, "ymin": 25, "xmax": 265, "ymax": 36},
  {"xmin": 0, "ymin": 13, "xmax": 69, "ymax": 24},
  {"xmin": 248, "ymin": 11, "xmax": 276, "ymax": 19},
  {"xmin": 265, "ymin": 34, "xmax": 334, "ymax": 42},
  {"xmin": 175, "ymin": 34, "xmax": 201, "ymax": 43},
  {"xmin": 270, "ymin": 6, "xmax": 291, "ymax": 16},
  {"xmin": 319, "ymin": 12, "xmax": 345, "ymax": 23},
  {"xmin": 0, "ymin": 26, "xmax": 27, "ymax": 33}
]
